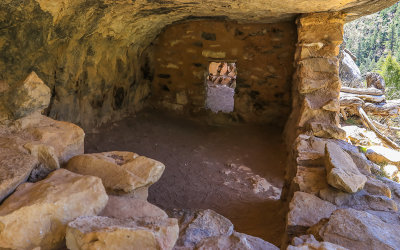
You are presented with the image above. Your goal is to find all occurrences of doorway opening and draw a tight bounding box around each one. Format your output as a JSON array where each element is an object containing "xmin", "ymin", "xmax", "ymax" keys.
[{"xmin": 205, "ymin": 62, "xmax": 237, "ymax": 113}]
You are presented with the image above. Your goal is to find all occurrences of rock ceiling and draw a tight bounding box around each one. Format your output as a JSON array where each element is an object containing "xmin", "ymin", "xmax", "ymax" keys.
[{"xmin": 0, "ymin": 0, "xmax": 398, "ymax": 128}]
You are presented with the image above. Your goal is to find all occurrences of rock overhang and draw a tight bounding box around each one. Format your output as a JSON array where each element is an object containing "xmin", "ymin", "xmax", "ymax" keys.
[{"xmin": 34, "ymin": 0, "xmax": 400, "ymax": 24}]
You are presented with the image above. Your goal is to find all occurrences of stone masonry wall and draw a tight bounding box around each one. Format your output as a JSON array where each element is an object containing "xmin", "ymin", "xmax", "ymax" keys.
[
  {"xmin": 283, "ymin": 12, "xmax": 400, "ymax": 250},
  {"xmin": 148, "ymin": 20, "xmax": 296, "ymax": 125}
]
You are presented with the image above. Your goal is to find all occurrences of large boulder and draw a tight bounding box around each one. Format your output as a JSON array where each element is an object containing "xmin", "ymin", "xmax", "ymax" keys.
[
  {"xmin": 0, "ymin": 169, "xmax": 108, "ymax": 249},
  {"xmin": 24, "ymin": 114, "xmax": 85, "ymax": 165},
  {"xmin": 325, "ymin": 142, "xmax": 367, "ymax": 193},
  {"xmin": 6, "ymin": 72, "xmax": 51, "ymax": 120},
  {"xmin": 196, "ymin": 231, "xmax": 279, "ymax": 250},
  {"xmin": 66, "ymin": 216, "xmax": 179, "ymax": 250},
  {"xmin": 167, "ymin": 209, "xmax": 234, "ymax": 248},
  {"xmin": 287, "ymin": 192, "xmax": 337, "ymax": 228},
  {"xmin": 66, "ymin": 151, "xmax": 165, "ymax": 194},
  {"xmin": 339, "ymin": 50, "xmax": 363, "ymax": 88},
  {"xmin": 315, "ymin": 208, "xmax": 400, "ymax": 250},
  {"xmin": 0, "ymin": 137, "xmax": 38, "ymax": 202}
]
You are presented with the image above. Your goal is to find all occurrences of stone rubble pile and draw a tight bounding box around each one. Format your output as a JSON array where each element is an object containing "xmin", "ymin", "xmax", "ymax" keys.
[
  {"xmin": 285, "ymin": 12, "xmax": 400, "ymax": 250},
  {"xmin": 287, "ymin": 133, "xmax": 400, "ymax": 249}
]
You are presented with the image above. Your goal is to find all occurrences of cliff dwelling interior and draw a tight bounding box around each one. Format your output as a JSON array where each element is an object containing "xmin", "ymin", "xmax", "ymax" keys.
[
  {"xmin": 84, "ymin": 19, "xmax": 295, "ymax": 245},
  {"xmin": 1, "ymin": 1, "xmax": 400, "ymax": 250}
]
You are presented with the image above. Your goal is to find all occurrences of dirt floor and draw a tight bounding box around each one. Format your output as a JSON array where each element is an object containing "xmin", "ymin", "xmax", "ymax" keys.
[{"xmin": 85, "ymin": 109, "xmax": 288, "ymax": 247}]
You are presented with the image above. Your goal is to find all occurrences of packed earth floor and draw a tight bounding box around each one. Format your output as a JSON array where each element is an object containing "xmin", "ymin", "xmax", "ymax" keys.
[{"xmin": 85, "ymin": 109, "xmax": 287, "ymax": 247}]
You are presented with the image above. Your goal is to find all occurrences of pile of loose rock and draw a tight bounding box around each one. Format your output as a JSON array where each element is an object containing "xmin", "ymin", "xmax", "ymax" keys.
[
  {"xmin": 286, "ymin": 133, "xmax": 400, "ymax": 249},
  {"xmin": 0, "ymin": 72, "xmax": 278, "ymax": 249}
]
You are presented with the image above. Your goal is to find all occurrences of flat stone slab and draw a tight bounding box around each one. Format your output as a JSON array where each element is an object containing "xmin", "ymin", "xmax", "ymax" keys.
[
  {"xmin": 325, "ymin": 142, "xmax": 367, "ymax": 193},
  {"xmin": 66, "ymin": 151, "xmax": 165, "ymax": 193},
  {"xmin": 317, "ymin": 208, "xmax": 400, "ymax": 250},
  {"xmin": 0, "ymin": 169, "xmax": 108, "ymax": 249},
  {"xmin": 288, "ymin": 191, "xmax": 337, "ymax": 227}
]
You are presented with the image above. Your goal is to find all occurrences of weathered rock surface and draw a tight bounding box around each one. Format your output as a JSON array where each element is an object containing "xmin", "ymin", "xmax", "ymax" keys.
[
  {"xmin": 25, "ymin": 114, "xmax": 85, "ymax": 165},
  {"xmin": 315, "ymin": 208, "xmax": 400, "ymax": 250},
  {"xmin": 0, "ymin": 137, "xmax": 38, "ymax": 202},
  {"xmin": 66, "ymin": 216, "xmax": 179, "ymax": 250},
  {"xmin": 325, "ymin": 142, "xmax": 367, "ymax": 193},
  {"xmin": 320, "ymin": 188, "xmax": 397, "ymax": 212},
  {"xmin": 196, "ymin": 231, "xmax": 279, "ymax": 250},
  {"xmin": 288, "ymin": 234, "xmax": 348, "ymax": 250},
  {"xmin": 380, "ymin": 177, "xmax": 400, "ymax": 207},
  {"xmin": 333, "ymin": 139, "xmax": 375, "ymax": 175},
  {"xmin": 1, "ymin": 0, "xmax": 397, "ymax": 128},
  {"xmin": 6, "ymin": 72, "xmax": 51, "ymax": 120},
  {"xmin": 293, "ymin": 166, "xmax": 329, "ymax": 195},
  {"xmin": 366, "ymin": 146, "xmax": 400, "ymax": 165},
  {"xmin": 99, "ymin": 195, "xmax": 168, "ymax": 220},
  {"xmin": 167, "ymin": 209, "xmax": 234, "ymax": 248},
  {"xmin": 23, "ymin": 142, "xmax": 60, "ymax": 182},
  {"xmin": 288, "ymin": 192, "xmax": 337, "ymax": 228},
  {"xmin": 364, "ymin": 177, "xmax": 391, "ymax": 198},
  {"xmin": 339, "ymin": 49, "xmax": 362, "ymax": 88},
  {"xmin": 0, "ymin": 169, "xmax": 108, "ymax": 250},
  {"xmin": 66, "ymin": 151, "xmax": 165, "ymax": 193}
]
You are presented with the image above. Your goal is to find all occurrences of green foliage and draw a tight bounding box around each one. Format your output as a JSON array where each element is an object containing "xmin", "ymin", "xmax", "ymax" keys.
[
  {"xmin": 344, "ymin": 2, "xmax": 400, "ymax": 73},
  {"xmin": 378, "ymin": 54, "xmax": 400, "ymax": 99}
]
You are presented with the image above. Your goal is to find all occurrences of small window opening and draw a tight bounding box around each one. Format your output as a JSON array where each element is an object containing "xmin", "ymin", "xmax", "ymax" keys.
[{"xmin": 205, "ymin": 62, "xmax": 237, "ymax": 113}]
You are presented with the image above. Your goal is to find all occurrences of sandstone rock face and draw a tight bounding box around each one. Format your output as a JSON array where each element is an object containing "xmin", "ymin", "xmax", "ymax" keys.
[
  {"xmin": 1, "ymin": 1, "xmax": 397, "ymax": 128},
  {"xmin": 0, "ymin": 169, "xmax": 108, "ymax": 250},
  {"xmin": 0, "ymin": 137, "xmax": 38, "ymax": 202},
  {"xmin": 167, "ymin": 209, "xmax": 234, "ymax": 248},
  {"xmin": 366, "ymin": 146, "xmax": 400, "ymax": 165},
  {"xmin": 7, "ymin": 72, "xmax": 51, "ymax": 120},
  {"xmin": 288, "ymin": 192, "xmax": 337, "ymax": 228},
  {"xmin": 316, "ymin": 208, "xmax": 400, "ymax": 250},
  {"xmin": 339, "ymin": 49, "xmax": 362, "ymax": 88},
  {"xmin": 325, "ymin": 142, "xmax": 367, "ymax": 193},
  {"xmin": 196, "ymin": 231, "xmax": 279, "ymax": 250},
  {"xmin": 66, "ymin": 151, "xmax": 165, "ymax": 193},
  {"xmin": 66, "ymin": 216, "xmax": 179, "ymax": 250},
  {"xmin": 99, "ymin": 195, "xmax": 168, "ymax": 220}
]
